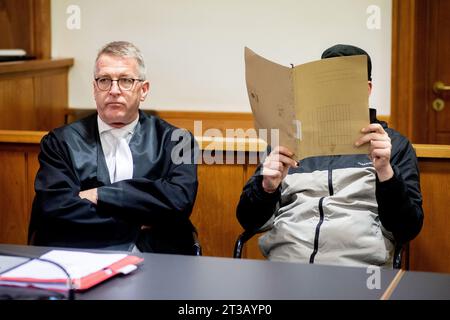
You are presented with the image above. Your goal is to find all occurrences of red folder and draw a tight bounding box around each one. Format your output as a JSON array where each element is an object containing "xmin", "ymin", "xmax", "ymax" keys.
[
  {"xmin": 72, "ymin": 255, "xmax": 143, "ymax": 291},
  {"xmin": 0, "ymin": 252, "xmax": 144, "ymax": 292}
]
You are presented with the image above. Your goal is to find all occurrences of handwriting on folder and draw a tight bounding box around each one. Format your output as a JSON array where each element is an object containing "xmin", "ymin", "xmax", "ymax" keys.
[
  {"xmin": 245, "ymin": 47, "xmax": 369, "ymax": 160},
  {"xmin": 0, "ymin": 250, "xmax": 143, "ymax": 291}
]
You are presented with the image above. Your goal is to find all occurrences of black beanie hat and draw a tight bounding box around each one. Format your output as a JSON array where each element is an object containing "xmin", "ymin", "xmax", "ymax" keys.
[{"xmin": 321, "ymin": 44, "xmax": 372, "ymax": 81}]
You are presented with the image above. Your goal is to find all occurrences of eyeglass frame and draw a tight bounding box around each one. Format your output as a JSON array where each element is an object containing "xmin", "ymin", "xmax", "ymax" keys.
[{"xmin": 94, "ymin": 77, "xmax": 145, "ymax": 91}]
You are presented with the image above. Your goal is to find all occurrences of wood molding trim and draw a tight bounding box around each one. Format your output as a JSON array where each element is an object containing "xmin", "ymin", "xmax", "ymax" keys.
[
  {"xmin": 390, "ymin": 0, "xmax": 415, "ymax": 137},
  {"xmin": 0, "ymin": 130, "xmax": 47, "ymax": 144},
  {"xmin": 0, "ymin": 58, "xmax": 74, "ymax": 75},
  {"xmin": 32, "ymin": 0, "xmax": 51, "ymax": 59},
  {"xmin": 413, "ymin": 144, "xmax": 450, "ymax": 159},
  {"xmin": 390, "ymin": 0, "xmax": 430, "ymax": 143},
  {"xmin": 155, "ymin": 110, "xmax": 254, "ymax": 122},
  {"xmin": 66, "ymin": 109, "xmax": 390, "ymax": 135},
  {"xmin": 2, "ymin": 130, "xmax": 445, "ymax": 158}
]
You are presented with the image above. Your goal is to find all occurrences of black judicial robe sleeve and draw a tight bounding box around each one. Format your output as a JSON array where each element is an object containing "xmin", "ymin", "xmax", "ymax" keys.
[
  {"xmin": 29, "ymin": 129, "xmax": 128, "ymax": 248},
  {"xmin": 32, "ymin": 131, "xmax": 113, "ymax": 225}
]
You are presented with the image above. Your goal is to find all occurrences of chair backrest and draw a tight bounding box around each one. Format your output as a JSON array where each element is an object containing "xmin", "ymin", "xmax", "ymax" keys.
[
  {"xmin": 192, "ymin": 230, "xmax": 202, "ymax": 256},
  {"xmin": 233, "ymin": 230, "xmax": 256, "ymax": 258},
  {"xmin": 393, "ymin": 243, "xmax": 409, "ymax": 270}
]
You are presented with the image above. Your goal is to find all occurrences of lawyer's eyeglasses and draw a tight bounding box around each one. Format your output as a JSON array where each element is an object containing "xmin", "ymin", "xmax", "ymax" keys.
[{"xmin": 95, "ymin": 77, "xmax": 144, "ymax": 91}]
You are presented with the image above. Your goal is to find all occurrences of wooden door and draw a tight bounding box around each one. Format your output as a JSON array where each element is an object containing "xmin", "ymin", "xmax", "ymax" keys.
[
  {"xmin": 428, "ymin": 0, "xmax": 450, "ymax": 143},
  {"xmin": 391, "ymin": 0, "xmax": 450, "ymax": 144}
]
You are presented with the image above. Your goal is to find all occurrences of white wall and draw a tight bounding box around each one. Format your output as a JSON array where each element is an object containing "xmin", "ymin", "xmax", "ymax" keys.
[{"xmin": 52, "ymin": 0, "xmax": 392, "ymax": 115}]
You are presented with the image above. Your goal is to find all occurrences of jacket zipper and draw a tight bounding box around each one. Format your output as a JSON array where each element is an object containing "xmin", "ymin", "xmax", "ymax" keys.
[
  {"xmin": 309, "ymin": 197, "xmax": 325, "ymax": 263},
  {"xmin": 309, "ymin": 164, "xmax": 334, "ymax": 263}
]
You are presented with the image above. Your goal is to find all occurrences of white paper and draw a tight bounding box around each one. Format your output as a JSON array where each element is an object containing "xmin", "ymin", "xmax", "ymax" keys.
[
  {"xmin": 0, "ymin": 49, "xmax": 27, "ymax": 56},
  {"xmin": 0, "ymin": 255, "xmax": 30, "ymax": 273},
  {"xmin": 0, "ymin": 250, "xmax": 127, "ymax": 280}
]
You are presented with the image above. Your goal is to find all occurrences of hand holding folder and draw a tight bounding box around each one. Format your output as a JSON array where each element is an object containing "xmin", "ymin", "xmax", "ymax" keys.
[{"xmin": 0, "ymin": 250, "xmax": 143, "ymax": 292}]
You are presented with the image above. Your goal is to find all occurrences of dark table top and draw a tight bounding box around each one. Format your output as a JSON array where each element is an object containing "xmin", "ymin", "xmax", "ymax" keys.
[
  {"xmin": 3, "ymin": 244, "xmax": 450, "ymax": 300},
  {"xmin": 389, "ymin": 270, "xmax": 450, "ymax": 300},
  {"xmin": 0, "ymin": 244, "xmax": 401, "ymax": 300}
]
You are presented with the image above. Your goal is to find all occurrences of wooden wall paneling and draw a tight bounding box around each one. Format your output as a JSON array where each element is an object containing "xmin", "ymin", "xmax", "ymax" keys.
[
  {"xmin": 0, "ymin": 147, "xmax": 28, "ymax": 244},
  {"xmin": 411, "ymin": 0, "xmax": 431, "ymax": 144},
  {"xmin": 0, "ymin": 77, "xmax": 35, "ymax": 130},
  {"xmin": 156, "ymin": 111, "xmax": 255, "ymax": 136},
  {"xmin": 0, "ymin": 0, "xmax": 50, "ymax": 58},
  {"xmin": 390, "ymin": 0, "xmax": 429, "ymax": 143},
  {"xmin": 409, "ymin": 159, "xmax": 450, "ymax": 273},
  {"xmin": 242, "ymin": 162, "xmax": 266, "ymax": 260},
  {"xmin": 390, "ymin": 0, "xmax": 419, "ymax": 139},
  {"xmin": 390, "ymin": 0, "xmax": 411, "ymax": 135},
  {"xmin": 67, "ymin": 109, "xmax": 390, "ymax": 138},
  {"xmin": 33, "ymin": 70, "xmax": 69, "ymax": 130},
  {"xmin": 31, "ymin": 0, "xmax": 51, "ymax": 59},
  {"xmin": 0, "ymin": 59, "xmax": 74, "ymax": 130},
  {"xmin": 66, "ymin": 109, "xmax": 257, "ymax": 137},
  {"xmin": 0, "ymin": 0, "xmax": 33, "ymax": 54},
  {"xmin": 26, "ymin": 149, "xmax": 40, "ymax": 217},
  {"xmin": 0, "ymin": 132, "xmax": 44, "ymax": 245},
  {"xmin": 190, "ymin": 156, "xmax": 247, "ymax": 257},
  {"xmin": 0, "ymin": 0, "xmax": 15, "ymax": 49}
]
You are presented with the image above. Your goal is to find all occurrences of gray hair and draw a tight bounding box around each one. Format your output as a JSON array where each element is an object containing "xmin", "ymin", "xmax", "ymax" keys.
[{"xmin": 94, "ymin": 41, "xmax": 147, "ymax": 80}]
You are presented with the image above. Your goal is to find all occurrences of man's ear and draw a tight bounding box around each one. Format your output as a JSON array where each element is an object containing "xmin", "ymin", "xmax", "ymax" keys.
[
  {"xmin": 368, "ymin": 81, "xmax": 373, "ymax": 96},
  {"xmin": 140, "ymin": 81, "xmax": 150, "ymax": 101}
]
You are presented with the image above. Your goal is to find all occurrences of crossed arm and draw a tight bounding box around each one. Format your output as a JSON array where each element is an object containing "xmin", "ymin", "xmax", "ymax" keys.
[{"xmin": 34, "ymin": 132, "xmax": 198, "ymax": 227}]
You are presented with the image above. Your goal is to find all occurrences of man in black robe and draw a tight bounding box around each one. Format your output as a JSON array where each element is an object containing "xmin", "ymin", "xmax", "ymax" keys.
[{"xmin": 28, "ymin": 41, "xmax": 198, "ymax": 254}]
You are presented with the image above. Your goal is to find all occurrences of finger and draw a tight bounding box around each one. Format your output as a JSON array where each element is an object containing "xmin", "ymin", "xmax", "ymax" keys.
[
  {"xmin": 265, "ymin": 161, "xmax": 284, "ymax": 172},
  {"xmin": 369, "ymin": 140, "xmax": 391, "ymax": 149},
  {"xmin": 271, "ymin": 146, "xmax": 295, "ymax": 158},
  {"xmin": 361, "ymin": 123, "xmax": 386, "ymax": 134},
  {"xmin": 270, "ymin": 154, "xmax": 298, "ymax": 168},
  {"xmin": 278, "ymin": 155, "xmax": 297, "ymax": 168},
  {"xmin": 359, "ymin": 132, "xmax": 388, "ymax": 142},
  {"xmin": 262, "ymin": 167, "xmax": 282, "ymax": 178},
  {"xmin": 355, "ymin": 133, "xmax": 389, "ymax": 147},
  {"xmin": 371, "ymin": 148, "xmax": 391, "ymax": 159}
]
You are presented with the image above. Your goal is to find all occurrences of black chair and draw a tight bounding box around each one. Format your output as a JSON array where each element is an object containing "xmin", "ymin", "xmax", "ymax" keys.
[
  {"xmin": 233, "ymin": 229, "xmax": 408, "ymax": 269},
  {"xmin": 192, "ymin": 230, "xmax": 202, "ymax": 256}
]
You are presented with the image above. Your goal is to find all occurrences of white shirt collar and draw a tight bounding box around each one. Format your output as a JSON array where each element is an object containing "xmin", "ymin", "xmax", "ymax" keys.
[{"xmin": 97, "ymin": 114, "xmax": 139, "ymax": 136}]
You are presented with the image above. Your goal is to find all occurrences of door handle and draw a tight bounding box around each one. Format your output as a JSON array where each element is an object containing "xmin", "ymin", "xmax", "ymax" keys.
[{"xmin": 433, "ymin": 81, "xmax": 450, "ymax": 94}]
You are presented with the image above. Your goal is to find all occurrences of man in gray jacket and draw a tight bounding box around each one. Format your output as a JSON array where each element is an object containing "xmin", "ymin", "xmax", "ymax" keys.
[{"xmin": 237, "ymin": 44, "xmax": 423, "ymax": 267}]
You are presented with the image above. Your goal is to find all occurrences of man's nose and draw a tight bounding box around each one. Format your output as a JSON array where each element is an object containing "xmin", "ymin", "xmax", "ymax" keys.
[{"xmin": 109, "ymin": 80, "xmax": 121, "ymax": 95}]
